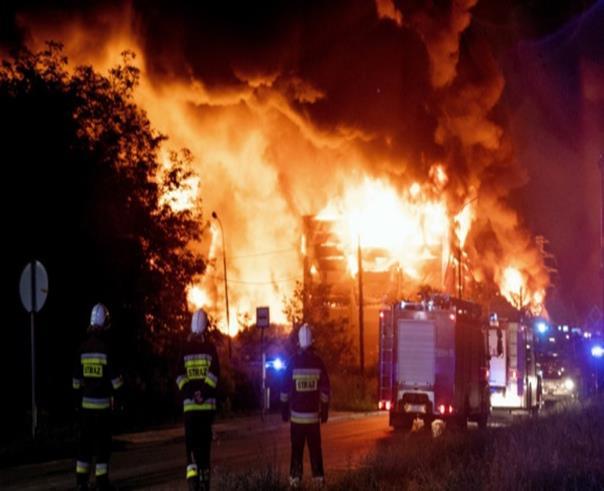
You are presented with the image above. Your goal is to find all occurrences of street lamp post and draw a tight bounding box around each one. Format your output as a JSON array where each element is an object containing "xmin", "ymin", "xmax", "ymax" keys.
[
  {"xmin": 212, "ymin": 211, "xmax": 232, "ymax": 359},
  {"xmin": 357, "ymin": 235, "xmax": 365, "ymax": 378},
  {"xmin": 599, "ymin": 154, "xmax": 604, "ymax": 337}
]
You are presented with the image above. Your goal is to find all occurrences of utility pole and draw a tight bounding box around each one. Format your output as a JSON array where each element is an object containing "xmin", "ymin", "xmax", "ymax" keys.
[
  {"xmin": 457, "ymin": 244, "xmax": 462, "ymax": 299},
  {"xmin": 212, "ymin": 211, "xmax": 232, "ymax": 359},
  {"xmin": 357, "ymin": 235, "xmax": 365, "ymax": 377}
]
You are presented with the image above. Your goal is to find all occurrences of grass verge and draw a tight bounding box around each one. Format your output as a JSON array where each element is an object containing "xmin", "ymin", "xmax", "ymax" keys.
[{"xmin": 219, "ymin": 398, "xmax": 604, "ymax": 490}]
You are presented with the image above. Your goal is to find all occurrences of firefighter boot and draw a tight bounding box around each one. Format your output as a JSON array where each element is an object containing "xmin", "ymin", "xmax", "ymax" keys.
[
  {"xmin": 96, "ymin": 475, "xmax": 116, "ymax": 491},
  {"xmin": 96, "ymin": 481, "xmax": 116, "ymax": 491},
  {"xmin": 76, "ymin": 460, "xmax": 91, "ymax": 490},
  {"xmin": 187, "ymin": 464, "xmax": 200, "ymax": 491},
  {"xmin": 95, "ymin": 462, "xmax": 114, "ymax": 491},
  {"xmin": 199, "ymin": 468, "xmax": 211, "ymax": 491},
  {"xmin": 312, "ymin": 476, "xmax": 326, "ymax": 488}
]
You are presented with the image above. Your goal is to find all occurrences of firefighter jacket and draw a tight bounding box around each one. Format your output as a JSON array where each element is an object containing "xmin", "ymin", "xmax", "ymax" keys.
[
  {"xmin": 281, "ymin": 349, "xmax": 330, "ymax": 424},
  {"xmin": 176, "ymin": 335, "xmax": 220, "ymax": 413},
  {"xmin": 72, "ymin": 330, "xmax": 124, "ymax": 410}
]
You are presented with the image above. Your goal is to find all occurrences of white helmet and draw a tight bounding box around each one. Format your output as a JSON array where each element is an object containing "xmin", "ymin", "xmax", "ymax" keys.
[
  {"xmin": 298, "ymin": 323, "xmax": 313, "ymax": 350},
  {"xmin": 90, "ymin": 303, "xmax": 111, "ymax": 329},
  {"xmin": 191, "ymin": 309, "xmax": 209, "ymax": 335}
]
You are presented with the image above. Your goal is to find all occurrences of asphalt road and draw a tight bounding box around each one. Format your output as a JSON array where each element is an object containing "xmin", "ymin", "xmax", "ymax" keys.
[{"xmin": 0, "ymin": 412, "xmax": 390, "ymax": 490}]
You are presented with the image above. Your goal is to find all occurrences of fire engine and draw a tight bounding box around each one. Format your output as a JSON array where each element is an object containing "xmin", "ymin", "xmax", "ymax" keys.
[{"xmin": 378, "ymin": 295, "xmax": 490, "ymax": 429}]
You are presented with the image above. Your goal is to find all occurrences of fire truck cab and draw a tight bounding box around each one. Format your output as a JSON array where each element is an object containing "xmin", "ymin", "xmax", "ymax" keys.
[{"xmin": 487, "ymin": 302, "xmax": 542, "ymax": 414}]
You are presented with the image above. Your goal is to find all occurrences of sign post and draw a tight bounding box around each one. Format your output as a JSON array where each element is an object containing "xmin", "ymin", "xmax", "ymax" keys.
[
  {"xmin": 256, "ymin": 306, "xmax": 270, "ymax": 421},
  {"xmin": 19, "ymin": 260, "xmax": 49, "ymax": 439}
]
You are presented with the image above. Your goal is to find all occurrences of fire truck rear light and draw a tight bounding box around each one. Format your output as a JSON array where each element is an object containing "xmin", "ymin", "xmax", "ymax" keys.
[
  {"xmin": 437, "ymin": 404, "xmax": 454, "ymax": 415},
  {"xmin": 378, "ymin": 401, "xmax": 392, "ymax": 411},
  {"xmin": 379, "ymin": 400, "xmax": 391, "ymax": 411}
]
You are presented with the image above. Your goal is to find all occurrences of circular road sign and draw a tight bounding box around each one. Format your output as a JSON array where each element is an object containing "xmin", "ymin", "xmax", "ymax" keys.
[{"xmin": 19, "ymin": 260, "xmax": 49, "ymax": 313}]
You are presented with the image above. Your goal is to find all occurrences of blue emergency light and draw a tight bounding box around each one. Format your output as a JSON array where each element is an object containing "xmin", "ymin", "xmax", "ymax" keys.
[
  {"xmin": 591, "ymin": 345, "xmax": 604, "ymax": 358},
  {"xmin": 266, "ymin": 357, "xmax": 286, "ymax": 370}
]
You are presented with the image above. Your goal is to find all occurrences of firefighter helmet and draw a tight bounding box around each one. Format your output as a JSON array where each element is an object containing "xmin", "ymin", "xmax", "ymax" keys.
[
  {"xmin": 90, "ymin": 303, "xmax": 111, "ymax": 329},
  {"xmin": 191, "ymin": 308, "xmax": 209, "ymax": 335},
  {"xmin": 298, "ymin": 323, "xmax": 313, "ymax": 349}
]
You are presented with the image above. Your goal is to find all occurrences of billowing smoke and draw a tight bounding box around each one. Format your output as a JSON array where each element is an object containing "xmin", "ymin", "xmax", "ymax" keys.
[{"xmin": 3, "ymin": 0, "xmax": 551, "ymax": 328}]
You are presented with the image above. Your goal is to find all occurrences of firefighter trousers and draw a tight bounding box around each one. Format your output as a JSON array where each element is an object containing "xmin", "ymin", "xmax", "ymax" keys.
[
  {"xmin": 76, "ymin": 409, "xmax": 112, "ymax": 490},
  {"xmin": 290, "ymin": 422, "xmax": 324, "ymax": 479},
  {"xmin": 185, "ymin": 411, "xmax": 214, "ymax": 491}
]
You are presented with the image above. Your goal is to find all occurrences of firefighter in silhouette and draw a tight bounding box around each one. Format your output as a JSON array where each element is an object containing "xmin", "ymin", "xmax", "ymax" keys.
[
  {"xmin": 281, "ymin": 323, "xmax": 330, "ymax": 487},
  {"xmin": 176, "ymin": 308, "xmax": 220, "ymax": 491},
  {"xmin": 72, "ymin": 303, "xmax": 124, "ymax": 491}
]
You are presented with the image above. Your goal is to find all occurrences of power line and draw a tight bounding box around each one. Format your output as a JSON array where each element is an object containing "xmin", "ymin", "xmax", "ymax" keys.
[
  {"xmin": 207, "ymin": 274, "xmax": 301, "ymax": 285},
  {"xmin": 226, "ymin": 248, "xmax": 298, "ymax": 260}
]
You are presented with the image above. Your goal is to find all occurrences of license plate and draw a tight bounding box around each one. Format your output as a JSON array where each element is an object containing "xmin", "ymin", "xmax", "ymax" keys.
[{"xmin": 404, "ymin": 403, "xmax": 426, "ymax": 413}]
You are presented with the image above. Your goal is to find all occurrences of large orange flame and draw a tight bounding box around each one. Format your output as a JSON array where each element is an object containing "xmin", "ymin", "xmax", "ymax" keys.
[{"xmin": 317, "ymin": 176, "xmax": 449, "ymax": 283}]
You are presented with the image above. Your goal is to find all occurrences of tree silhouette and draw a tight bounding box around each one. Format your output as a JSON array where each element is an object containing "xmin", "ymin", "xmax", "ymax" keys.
[
  {"xmin": 283, "ymin": 281, "xmax": 356, "ymax": 370},
  {"xmin": 1, "ymin": 43, "xmax": 204, "ymax": 431}
]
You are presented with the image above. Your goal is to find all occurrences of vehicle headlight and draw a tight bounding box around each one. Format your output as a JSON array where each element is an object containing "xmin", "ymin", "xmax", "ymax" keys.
[{"xmin": 563, "ymin": 378, "xmax": 575, "ymax": 391}]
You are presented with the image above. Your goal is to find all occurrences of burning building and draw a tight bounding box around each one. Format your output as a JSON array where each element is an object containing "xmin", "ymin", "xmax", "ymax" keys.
[{"xmin": 302, "ymin": 213, "xmax": 402, "ymax": 364}]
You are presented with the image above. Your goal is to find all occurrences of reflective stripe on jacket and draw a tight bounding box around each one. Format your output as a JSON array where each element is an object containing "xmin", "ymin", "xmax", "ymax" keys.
[
  {"xmin": 73, "ymin": 331, "xmax": 123, "ymax": 411},
  {"xmin": 176, "ymin": 335, "xmax": 220, "ymax": 412},
  {"xmin": 281, "ymin": 349, "xmax": 330, "ymax": 423}
]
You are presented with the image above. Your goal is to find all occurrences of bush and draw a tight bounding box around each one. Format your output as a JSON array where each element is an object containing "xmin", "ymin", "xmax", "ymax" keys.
[{"xmin": 330, "ymin": 370, "xmax": 378, "ymax": 412}]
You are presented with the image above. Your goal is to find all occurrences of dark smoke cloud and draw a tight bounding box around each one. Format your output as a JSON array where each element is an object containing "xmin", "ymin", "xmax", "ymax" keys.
[
  {"xmin": 3, "ymin": 0, "xmax": 592, "ymax": 176},
  {"xmin": 131, "ymin": 1, "xmax": 439, "ymax": 170},
  {"xmin": 502, "ymin": 0, "xmax": 604, "ymax": 321}
]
